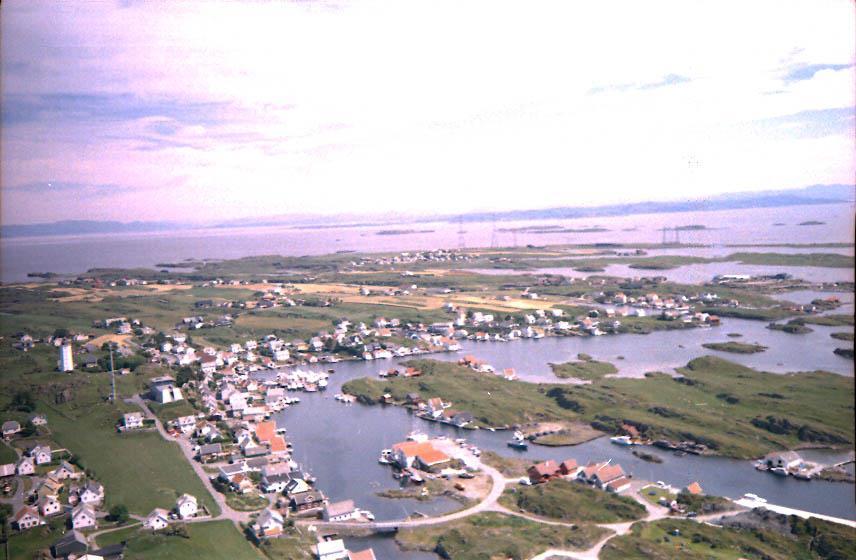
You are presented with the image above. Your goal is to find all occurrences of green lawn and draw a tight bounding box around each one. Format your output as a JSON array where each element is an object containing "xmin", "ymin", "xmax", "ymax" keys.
[
  {"xmin": 95, "ymin": 520, "xmax": 264, "ymax": 560},
  {"xmin": 3, "ymin": 515, "xmax": 68, "ymax": 560},
  {"xmin": 0, "ymin": 441, "xmax": 18, "ymax": 463},
  {"xmin": 499, "ymin": 479, "xmax": 646, "ymax": 524},
  {"xmin": 396, "ymin": 512, "xmax": 609, "ymax": 560},
  {"xmin": 149, "ymin": 400, "xmax": 199, "ymax": 424},
  {"xmin": 45, "ymin": 400, "xmax": 219, "ymax": 516}
]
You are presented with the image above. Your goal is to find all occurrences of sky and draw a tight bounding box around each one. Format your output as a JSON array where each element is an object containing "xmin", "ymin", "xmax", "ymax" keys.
[{"xmin": 1, "ymin": 0, "xmax": 854, "ymax": 225}]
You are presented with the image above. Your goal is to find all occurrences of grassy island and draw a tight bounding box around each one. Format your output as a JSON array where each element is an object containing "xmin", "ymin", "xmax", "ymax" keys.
[
  {"xmin": 551, "ymin": 355, "xmax": 618, "ymax": 380},
  {"xmin": 343, "ymin": 356, "xmax": 853, "ymax": 458},
  {"xmin": 701, "ymin": 341, "xmax": 768, "ymax": 354}
]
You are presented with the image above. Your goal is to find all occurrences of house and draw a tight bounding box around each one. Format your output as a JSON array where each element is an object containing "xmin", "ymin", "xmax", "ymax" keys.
[
  {"xmin": 527, "ymin": 460, "xmax": 560, "ymax": 484},
  {"xmin": 2, "ymin": 421, "xmax": 21, "ymax": 438},
  {"xmin": 559, "ymin": 459, "xmax": 579, "ymax": 476},
  {"xmin": 262, "ymin": 472, "xmax": 290, "ymax": 494},
  {"xmin": 579, "ymin": 462, "xmax": 627, "ymax": 490},
  {"xmin": 29, "ymin": 414, "xmax": 48, "ymax": 427},
  {"xmin": 391, "ymin": 441, "xmax": 450, "ymax": 470},
  {"xmin": 323, "ymin": 500, "xmax": 359, "ymax": 522},
  {"xmin": 16, "ymin": 457, "xmax": 35, "ymax": 476},
  {"xmin": 177, "ymin": 493, "xmax": 198, "ymax": 519},
  {"xmin": 0, "ymin": 464, "xmax": 15, "ymax": 477},
  {"xmin": 764, "ymin": 451, "xmax": 802, "ymax": 470},
  {"xmin": 174, "ymin": 415, "xmax": 197, "ymax": 434},
  {"xmin": 254, "ymin": 508, "xmax": 284, "ymax": 538},
  {"xmin": 144, "ymin": 508, "xmax": 171, "ymax": 531},
  {"xmin": 52, "ymin": 461, "xmax": 79, "ymax": 480},
  {"xmin": 255, "ymin": 420, "xmax": 276, "ymax": 443},
  {"xmin": 684, "ymin": 481, "xmax": 703, "ymax": 495},
  {"xmin": 80, "ymin": 482, "xmax": 104, "ymax": 505},
  {"xmin": 218, "ymin": 463, "xmax": 246, "ymax": 484},
  {"xmin": 38, "ymin": 494, "xmax": 63, "ymax": 517},
  {"xmin": 51, "ymin": 530, "xmax": 89, "ymax": 559},
  {"xmin": 317, "ymin": 538, "xmax": 349, "ymax": 560},
  {"xmin": 149, "ymin": 376, "xmax": 184, "ymax": 403},
  {"xmin": 37, "ymin": 476, "xmax": 64, "ymax": 500},
  {"xmin": 290, "ymin": 490, "xmax": 327, "ymax": 514},
  {"xmin": 30, "ymin": 445, "xmax": 52, "ymax": 465},
  {"xmin": 12, "ymin": 506, "xmax": 43, "ymax": 531},
  {"xmin": 123, "ymin": 412, "xmax": 144, "ymax": 430},
  {"xmin": 348, "ymin": 549, "xmax": 378, "ymax": 560},
  {"xmin": 198, "ymin": 443, "xmax": 223, "ymax": 462},
  {"xmin": 605, "ymin": 476, "xmax": 631, "ymax": 493},
  {"xmin": 72, "ymin": 504, "xmax": 98, "ymax": 529}
]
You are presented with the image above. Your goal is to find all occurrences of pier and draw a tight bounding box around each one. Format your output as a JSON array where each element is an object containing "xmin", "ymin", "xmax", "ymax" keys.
[{"xmin": 733, "ymin": 497, "xmax": 856, "ymax": 528}]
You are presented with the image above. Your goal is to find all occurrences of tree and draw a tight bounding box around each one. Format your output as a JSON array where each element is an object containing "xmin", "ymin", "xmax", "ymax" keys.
[
  {"xmin": 108, "ymin": 504, "xmax": 129, "ymax": 524},
  {"xmin": 10, "ymin": 390, "xmax": 35, "ymax": 413},
  {"xmin": 176, "ymin": 367, "xmax": 195, "ymax": 387},
  {"xmin": 53, "ymin": 328, "xmax": 70, "ymax": 339}
]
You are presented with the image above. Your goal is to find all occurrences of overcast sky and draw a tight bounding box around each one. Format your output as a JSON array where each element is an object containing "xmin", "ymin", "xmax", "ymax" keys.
[{"xmin": 1, "ymin": 0, "xmax": 854, "ymax": 225}]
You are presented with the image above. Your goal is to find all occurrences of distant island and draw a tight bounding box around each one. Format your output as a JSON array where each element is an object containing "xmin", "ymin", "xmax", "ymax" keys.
[
  {"xmin": 376, "ymin": 229, "xmax": 435, "ymax": 236},
  {"xmin": 675, "ymin": 224, "xmax": 710, "ymax": 231},
  {"xmin": 798, "ymin": 220, "xmax": 825, "ymax": 226}
]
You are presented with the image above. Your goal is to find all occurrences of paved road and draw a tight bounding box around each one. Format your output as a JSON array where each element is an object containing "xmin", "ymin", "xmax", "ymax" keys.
[{"xmin": 127, "ymin": 395, "xmax": 251, "ymax": 525}]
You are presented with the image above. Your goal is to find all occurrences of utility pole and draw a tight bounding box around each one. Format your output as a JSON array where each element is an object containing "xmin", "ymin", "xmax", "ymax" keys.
[
  {"xmin": 457, "ymin": 216, "xmax": 466, "ymax": 250},
  {"xmin": 109, "ymin": 345, "xmax": 116, "ymax": 402}
]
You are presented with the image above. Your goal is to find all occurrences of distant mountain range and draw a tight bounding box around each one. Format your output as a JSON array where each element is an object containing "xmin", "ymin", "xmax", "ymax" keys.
[
  {"xmin": 2, "ymin": 184, "xmax": 852, "ymax": 238},
  {"xmin": 448, "ymin": 184, "xmax": 855, "ymax": 223}
]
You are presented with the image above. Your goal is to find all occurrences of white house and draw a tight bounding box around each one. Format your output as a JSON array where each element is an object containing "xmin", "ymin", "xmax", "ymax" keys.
[
  {"xmin": 323, "ymin": 500, "xmax": 359, "ymax": 522},
  {"xmin": 177, "ymin": 493, "xmax": 198, "ymax": 519},
  {"xmin": 71, "ymin": 504, "xmax": 97, "ymax": 529},
  {"xmin": 80, "ymin": 482, "xmax": 104, "ymax": 505},
  {"xmin": 13, "ymin": 506, "xmax": 43, "ymax": 531},
  {"xmin": 30, "ymin": 445, "xmax": 52, "ymax": 465},
  {"xmin": 765, "ymin": 451, "xmax": 803, "ymax": 470},
  {"xmin": 38, "ymin": 495, "xmax": 62, "ymax": 517},
  {"xmin": 174, "ymin": 415, "xmax": 197, "ymax": 434},
  {"xmin": 52, "ymin": 461, "xmax": 79, "ymax": 480},
  {"xmin": 123, "ymin": 412, "xmax": 144, "ymax": 430},
  {"xmin": 144, "ymin": 508, "xmax": 171, "ymax": 531},
  {"xmin": 254, "ymin": 508, "xmax": 284, "ymax": 538},
  {"xmin": 16, "ymin": 457, "xmax": 35, "ymax": 476},
  {"xmin": 317, "ymin": 538, "xmax": 349, "ymax": 560}
]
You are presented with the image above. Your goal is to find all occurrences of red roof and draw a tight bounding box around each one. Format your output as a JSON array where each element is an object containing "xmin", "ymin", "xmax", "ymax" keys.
[
  {"xmin": 685, "ymin": 481, "xmax": 703, "ymax": 495},
  {"xmin": 349, "ymin": 549, "xmax": 377, "ymax": 560},
  {"xmin": 594, "ymin": 464, "xmax": 625, "ymax": 484},
  {"xmin": 255, "ymin": 421, "xmax": 276, "ymax": 442},
  {"xmin": 530, "ymin": 460, "xmax": 559, "ymax": 477}
]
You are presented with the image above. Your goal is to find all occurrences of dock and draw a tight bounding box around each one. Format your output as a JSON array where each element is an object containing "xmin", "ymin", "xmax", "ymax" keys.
[{"xmin": 734, "ymin": 498, "xmax": 856, "ymax": 528}]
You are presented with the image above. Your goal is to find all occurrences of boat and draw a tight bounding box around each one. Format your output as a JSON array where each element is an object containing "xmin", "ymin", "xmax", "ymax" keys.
[
  {"xmin": 318, "ymin": 378, "xmax": 328, "ymax": 390},
  {"xmin": 770, "ymin": 467, "xmax": 789, "ymax": 477},
  {"xmin": 455, "ymin": 438, "xmax": 467, "ymax": 445},
  {"xmin": 358, "ymin": 509, "xmax": 375, "ymax": 521},
  {"xmin": 610, "ymin": 435, "xmax": 635, "ymax": 446},
  {"xmin": 406, "ymin": 431, "xmax": 428, "ymax": 442},
  {"xmin": 743, "ymin": 493, "xmax": 767, "ymax": 503},
  {"xmin": 378, "ymin": 449, "xmax": 393, "ymax": 464},
  {"xmin": 507, "ymin": 431, "xmax": 529, "ymax": 450}
]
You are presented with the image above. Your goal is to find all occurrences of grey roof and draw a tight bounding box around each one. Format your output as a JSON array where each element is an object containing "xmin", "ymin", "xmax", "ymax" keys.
[
  {"xmin": 52, "ymin": 530, "xmax": 88, "ymax": 556},
  {"xmin": 199, "ymin": 443, "xmax": 222, "ymax": 456},
  {"xmin": 290, "ymin": 490, "xmax": 325, "ymax": 504}
]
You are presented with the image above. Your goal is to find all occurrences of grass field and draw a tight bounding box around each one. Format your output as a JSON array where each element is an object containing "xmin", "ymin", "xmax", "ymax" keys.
[
  {"xmin": 0, "ymin": 441, "xmax": 18, "ymax": 463},
  {"xmin": 396, "ymin": 512, "xmax": 609, "ymax": 560},
  {"xmin": 499, "ymin": 479, "xmax": 647, "ymax": 524},
  {"xmin": 45, "ymin": 399, "xmax": 218, "ymax": 515},
  {"xmin": 94, "ymin": 520, "xmax": 263, "ymax": 560},
  {"xmin": 600, "ymin": 515, "xmax": 855, "ymax": 560}
]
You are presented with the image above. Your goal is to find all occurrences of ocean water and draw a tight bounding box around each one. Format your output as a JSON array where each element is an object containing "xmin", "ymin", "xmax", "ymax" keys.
[{"xmin": 1, "ymin": 203, "xmax": 853, "ymax": 283}]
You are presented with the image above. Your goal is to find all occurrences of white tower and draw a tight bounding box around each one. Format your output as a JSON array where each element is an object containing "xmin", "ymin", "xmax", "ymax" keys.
[{"xmin": 59, "ymin": 344, "xmax": 74, "ymax": 372}]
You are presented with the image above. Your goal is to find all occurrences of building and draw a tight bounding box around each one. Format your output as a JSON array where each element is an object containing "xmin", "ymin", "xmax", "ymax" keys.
[
  {"xmin": 123, "ymin": 412, "xmax": 144, "ymax": 430},
  {"xmin": 254, "ymin": 508, "xmax": 284, "ymax": 538},
  {"xmin": 290, "ymin": 490, "xmax": 327, "ymax": 514},
  {"xmin": 59, "ymin": 343, "xmax": 75, "ymax": 372},
  {"xmin": 348, "ymin": 549, "xmax": 378, "ymax": 560},
  {"xmin": 527, "ymin": 460, "xmax": 560, "ymax": 484},
  {"xmin": 149, "ymin": 376, "xmax": 184, "ymax": 403},
  {"xmin": 177, "ymin": 493, "xmax": 198, "ymax": 519},
  {"xmin": 51, "ymin": 531, "xmax": 88, "ymax": 558},
  {"xmin": 13, "ymin": 506, "xmax": 43, "ymax": 531},
  {"xmin": 317, "ymin": 538, "xmax": 349, "ymax": 560},
  {"xmin": 764, "ymin": 451, "xmax": 802, "ymax": 470},
  {"xmin": 144, "ymin": 508, "xmax": 171, "ymax": 531},
  {"xmin": 71, "ymin": 504, "xmax": 98, "ymax": 529},
  {"xmin": 391, "ymin": 441, "xmax": 450, "ymax": 470},
  {"xmin": 323, "ymin": 500, "xmax": 359, "ymax": 522},
  {"xmin": 38, "ymin": 495, "xmax": 62, "ymax": 517},
  {"xmin": 30, "ymin": 445, "xmax": 52, "ymax": 465}
]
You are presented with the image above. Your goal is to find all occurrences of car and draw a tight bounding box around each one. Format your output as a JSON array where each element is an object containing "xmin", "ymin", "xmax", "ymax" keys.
[
  {"xmin": 458, "ymin": 472, "xmax": 475, "ymax": 479},
  {"xmin": 687, "ymin": 511, "xmax": 697, "ymax": 518},
  {"xmin": 518, "ymin": 477, "xmax": 532, "ymax": 486}
]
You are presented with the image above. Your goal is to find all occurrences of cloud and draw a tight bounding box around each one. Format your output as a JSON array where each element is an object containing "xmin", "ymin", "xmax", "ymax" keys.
[
  {"xmin": 1, "ymin": 0, "xmax": 854, "ymax": 225},
  {"xmin": 783, "ymin": 63, "xmax": 853, "ymax": 83}
]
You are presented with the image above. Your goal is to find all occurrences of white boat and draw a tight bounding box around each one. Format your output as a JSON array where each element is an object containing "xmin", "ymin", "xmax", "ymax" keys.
[
  {"xmin": 406, "ymin": 431, "xmax": 428, "ymax": 442},
  {"xmin": 743, "ymin": 493, "xmax": 767, "ymax": 503},
  {"xmin": 318, "ymin": 378, "xmax": 328, "ymax": 390},
  {"xmin": 610, "ymin": 435, "xmax": 635, "ymax": 446},
  {"xmin": 770, "ymin": 467, "xmax": 788, "ymax": 477}
]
